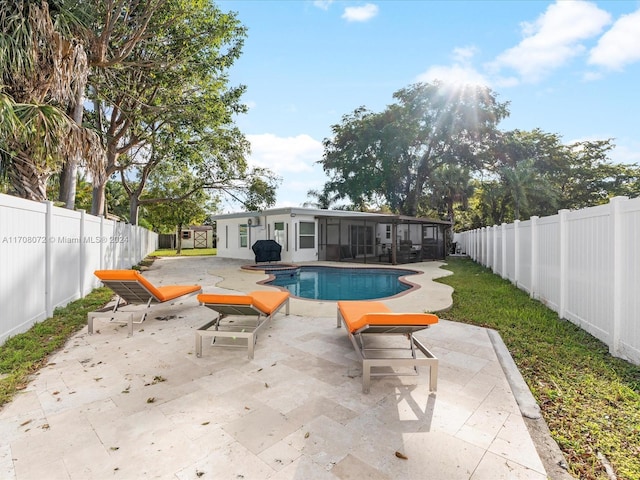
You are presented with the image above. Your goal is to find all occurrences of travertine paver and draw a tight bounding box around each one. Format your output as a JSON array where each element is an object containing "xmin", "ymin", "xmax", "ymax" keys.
[{"xmin": 0, "ymin": 256, "xmax": 547, "ymax": 479}]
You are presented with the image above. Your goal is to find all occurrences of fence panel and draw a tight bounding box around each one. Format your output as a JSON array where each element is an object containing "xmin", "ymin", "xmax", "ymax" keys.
[
  {"xmin": 50, "ymin": 207, "xmax": 84, "ymax": 309},
  {"xmin": 0, "ymin": 194, "xmax": 158, "ymax": 345},
  {"xmin": 564, "ymin": 205, "xmax": 613, "ymax": 344},
  {"xmin": 517, "ymin": 220, "xmax": 532, "ymax": 294},
  {"xmin": 619, "ymin": 200, "xmax": 640, "ymax": 362},
  {"xmin": 82, "ymin": 214, "xmax": 104, "ymax": 295},
  {"xmin": 0, "ymin": 196, "xmax": 48, "ymax": 340},
  {"xmin": 505, "ymin": 223, "xmax": 516, "ymax": 282},
  {"xmin": 493, "ymin": 226, "xmax": 502, "ymax": 275},
  {"xmin": 535, "ymin": 215, "xmax": 561, "ymax": 311}
]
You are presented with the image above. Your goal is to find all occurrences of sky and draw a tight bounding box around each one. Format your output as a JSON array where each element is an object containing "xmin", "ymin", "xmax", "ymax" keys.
[{"xmin": 217, "ymin": 0, "xmax": 640, "ymax": 212}]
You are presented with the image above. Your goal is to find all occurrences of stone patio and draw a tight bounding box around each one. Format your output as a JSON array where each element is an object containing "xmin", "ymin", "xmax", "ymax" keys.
[{"xmin": 0, "ymin": 256, "xmax": 550, "ymax": 479}]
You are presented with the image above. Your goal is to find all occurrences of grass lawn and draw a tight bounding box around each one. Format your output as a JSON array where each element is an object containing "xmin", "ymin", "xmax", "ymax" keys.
[
  {"xmin": 438, "ymin": 257, "xmax": 640, "ymax": 480},
  {"xmin": 0, "ymin": 288, "xmax": 114, "ymax": 406},
  {"xmin": 149, "ymin": 248, "xmax": 217, "ymax": 256}
]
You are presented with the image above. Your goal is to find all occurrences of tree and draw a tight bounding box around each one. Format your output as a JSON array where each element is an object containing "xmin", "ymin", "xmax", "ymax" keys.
[
  {"xmin": 429, "ymin": 164, "xmax": 474, "ymax": 228},
  {"xmin": 474, "ymin": 180, "xmax": 508, "ymax": 226},
  {"xmin": 84, "ymin": 0, "xmax": 268, "ymax": 220},
  {"xmin": 319, "ymin": 81, "xmax": 509, "ymax": 216},
  {"xmin": 56, "ymin": 0, "xmax": 167, "ymax": 209},
  {"xmin": 0, "ymin": 0, "xmax": 103, "ymax": 202},
  {"xmin": 141, "ymin": 167, "xmax": 212, "ymax": 253}
]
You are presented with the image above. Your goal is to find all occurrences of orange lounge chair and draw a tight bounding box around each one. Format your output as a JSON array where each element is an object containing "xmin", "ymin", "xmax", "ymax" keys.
[
  {"xmin": 196, "ymin": 290, "xmax": 290, "ymax": 359},
  {"xmin": 89, "ymin": 270, "xmax": 202, "ymax": 336},
  {"xmin": 337, "ymin": 301, "xmax": 438, "ymax": 393}
]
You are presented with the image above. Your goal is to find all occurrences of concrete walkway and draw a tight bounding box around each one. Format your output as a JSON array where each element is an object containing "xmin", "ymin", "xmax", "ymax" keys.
[{"xmin": 0, "ymin": 256, "xmax": 549, "ymax": 479}]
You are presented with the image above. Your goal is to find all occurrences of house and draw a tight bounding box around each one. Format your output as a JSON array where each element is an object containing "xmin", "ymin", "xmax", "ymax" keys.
[{"xmin": 213, "ymin": 207, "xmax": 451, "ymax": 264}]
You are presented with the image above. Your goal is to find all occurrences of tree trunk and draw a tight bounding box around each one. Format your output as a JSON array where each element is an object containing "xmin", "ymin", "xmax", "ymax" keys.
[
  {"xmin": 92, "ymin": 184, "xmax": 106, "ymax": 216},
  {"xmin": 7, "ymin": 154, "xmax": 50, "ymax": 202},
  {"xmin": 92, "ymin": 145, "xmax": 118, "ymax": 216},
  {"xmin": 129, "ymin": 196, "xmax": 140, "ymax": 225},
  {"xmin": 176, "ymin": 223, "xmax": 183, "ymax": 254},
  {"xmin": 58, "ymin": 92, "xmax": 84, "ymax": 209},
  {"xmin": 58, "ymin": 155, "xmax": 78, "ymax": 209}
]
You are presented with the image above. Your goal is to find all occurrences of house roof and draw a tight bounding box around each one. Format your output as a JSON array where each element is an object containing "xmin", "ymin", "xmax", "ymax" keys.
[{"xmin": 212, "ymin": 207, "xmax": 451, "ymax": 226}]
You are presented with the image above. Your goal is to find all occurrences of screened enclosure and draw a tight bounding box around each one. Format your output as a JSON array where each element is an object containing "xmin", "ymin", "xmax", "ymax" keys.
[{"xmin": 316, "ymin": 214, "xmax": 449, "ymax": 264}]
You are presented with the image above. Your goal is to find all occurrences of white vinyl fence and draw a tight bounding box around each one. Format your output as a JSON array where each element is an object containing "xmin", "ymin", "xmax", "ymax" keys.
[
  {"xmin": 454, "ymin": 196, "xmax": 640, "ymax": 366},
  {"xmin": 0, "ymin": 193, "xmax": 158, "ymax": 345}
]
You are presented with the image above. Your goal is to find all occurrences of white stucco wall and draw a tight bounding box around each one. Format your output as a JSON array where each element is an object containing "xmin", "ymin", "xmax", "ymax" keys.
[{"xmin": 215, "ymin": 212, "xmax": 318, "ymax": 263}]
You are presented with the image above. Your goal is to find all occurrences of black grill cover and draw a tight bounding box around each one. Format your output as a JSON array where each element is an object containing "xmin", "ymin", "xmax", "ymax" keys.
[{"xmin": 252, "ymin": 240, "xmax": 282, "ymax": 263}]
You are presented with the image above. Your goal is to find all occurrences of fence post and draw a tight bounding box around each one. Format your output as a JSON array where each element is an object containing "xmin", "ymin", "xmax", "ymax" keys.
[
  {"xmin": 492, "ymin": 225, "xmax": 498, "ymax": 273},
  {"xmin": 79, "ymin": 210, "xmax": 86, "ymax": 296},
  {"xmin": 487, "ymin": 227, "xmax": 491, "ymax": 268},
  {"xmin": 99, "ymin": 215, "xmax": 105, "ymax": 270},
  {"xmin": 558, "ymin": 209, "xmax": 569, "ymax": 319},
  {"xmin": 128, "ymin": 224, "xmax": 134, "ymax": 267},
  {"xmin": 483, "ymin": 228, "xmax": 487, "ymax": 266},
  {"xmin": 44, "ymin": 201, "xmax": 53, "ymax": 317},
  {"xmin": 514, "ymin": 219, "xmax": 520, "ymax": 286},
  {"xmin": 530, "ymin": 216, "xmax": 539, "ymax": 299},
  {"xmin": 610, "ymin": 196, "xmax": 627, "ymax": 357},
  {"xmin": 500, "ymin": 222, "xmax": 509, "ymax": 278},
  {"xmin": 112, "ymin": 219, "xmax": 118, "ymax": 269}
]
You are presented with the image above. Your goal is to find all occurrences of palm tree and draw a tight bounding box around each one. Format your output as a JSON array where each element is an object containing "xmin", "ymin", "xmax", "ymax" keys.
[
  {"xmin": 0, "ymin": 0, "xmax": 103, "ymax": 203},
  {"xmin": 499, "ymin": 159, "xmax": 537, "ymax": 220},
  {"xmin": 431, "ymin": 164, "xmax": 475, "ymax": 229}
]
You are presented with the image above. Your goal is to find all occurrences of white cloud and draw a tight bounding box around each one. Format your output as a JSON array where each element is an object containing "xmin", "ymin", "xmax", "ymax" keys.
[
  {"xmin": 342, "ymin": 3, "xmax": 378, "ymax": 22},
  {"xmin": 313, "ymin": 0, "xmax": 334, "ymax": 11},
  {"xmin": 416, "ymin": 46, "xmax": 489, "ymax": 87},
  {"xmin": 416, "ymin": 64, "xmax": 489, "ymax": 87},
  {"xmin": 489, "ymin": 0, "xmax": 611, "ymax": 83},
  {"xmin": 610, "ymin": 142, "xmax": 640, "ymax": 165},
  {"xmin": 589, "ymin": 9, "xmax": 640, "ymax": 70},
  {"xmin": 452, "ymin": 46, "xmax": 478, "ymax": 63},
  {"xmin": 246, "ymin": 133, "xmax": 323, "ymax": 174}
]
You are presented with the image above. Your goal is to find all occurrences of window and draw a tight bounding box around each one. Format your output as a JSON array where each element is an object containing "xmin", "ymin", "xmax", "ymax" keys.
[
  {"xmin": 385, "ymin": 225, "xmax": 391, "ymax": 240},
  {"xmin": 182, "ymin": 230, "xmax": 191, "ymax": 239},
  {"xmin": 299, "ymin": 222, "xmax": 315, "ymax": 249},
  {"xmin": 274, "ymin": 222, "xmax": 285, "ymax": 247},
  {"xmin": 239, "ymin": 224, "xmax": 248, "ymax": 247}
]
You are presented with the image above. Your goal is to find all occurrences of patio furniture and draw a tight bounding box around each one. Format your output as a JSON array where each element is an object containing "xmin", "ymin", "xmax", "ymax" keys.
[
  {"xmin": 89, "ymin": 270, "xmax": 202, "ymax": 336},
  {"xmin": 196, "ymin": 290, "xmax": 290, "ymax": 359},
  {"xmin": 337, "ymin": 300, "xmax": 438, "ymax": 393}
]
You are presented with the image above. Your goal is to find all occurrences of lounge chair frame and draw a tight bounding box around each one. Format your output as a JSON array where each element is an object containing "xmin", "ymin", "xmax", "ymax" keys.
[
  {"xmin": 337, "ymin": 308, "xmax": 438, "ymax": 393},
  {"xmin": 88, "ymin": 274, "xmax": 201, "ymax": 336},
  {"xmin": 196, "ymin": 297, "xmax": 289, "ymax": 360}
]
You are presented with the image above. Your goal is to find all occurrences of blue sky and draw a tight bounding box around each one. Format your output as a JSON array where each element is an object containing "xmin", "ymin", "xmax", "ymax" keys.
[{"xmin": 219, "ymin": 0, "xmax": 640, "ymax": 212}]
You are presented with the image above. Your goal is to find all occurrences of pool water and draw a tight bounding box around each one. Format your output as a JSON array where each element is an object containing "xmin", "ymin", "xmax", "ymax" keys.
[{"xmin": 266, "ymin": 266, "xmax": 417, "ymax": 300}]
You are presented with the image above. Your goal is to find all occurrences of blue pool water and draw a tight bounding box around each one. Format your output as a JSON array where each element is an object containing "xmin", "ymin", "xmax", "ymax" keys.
[{"xmin": 266, "ymin": 266, "xmax": 417, "ymax": 300}]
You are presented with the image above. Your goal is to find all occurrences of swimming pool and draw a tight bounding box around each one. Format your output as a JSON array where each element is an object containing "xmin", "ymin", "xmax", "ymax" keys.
[{"xmin": 265, "ymin": 266, "xmax": 418, "ymax": 301}]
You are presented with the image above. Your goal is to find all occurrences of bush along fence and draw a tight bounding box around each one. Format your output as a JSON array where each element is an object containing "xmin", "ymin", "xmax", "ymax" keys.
[
  {"xmin": 0, "ymin": 193, "xmax": 158, "ymax": 345},
  {"xmin": 454, "ymin": 196, "xmax": 640, "ymax": 366}
]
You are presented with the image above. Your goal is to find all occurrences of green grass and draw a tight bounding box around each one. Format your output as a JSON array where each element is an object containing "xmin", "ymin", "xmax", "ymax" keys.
[
  {"xmin": 149, "ymin": 248, "xmax": 217, "ymax": 256},
  {"xmin": 437, "ymin": 257, "xmax": 640, "ymax": 480},
  {"xmin": 0, "ymin": 288, "xmax": 114, "ymax": 407}
]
